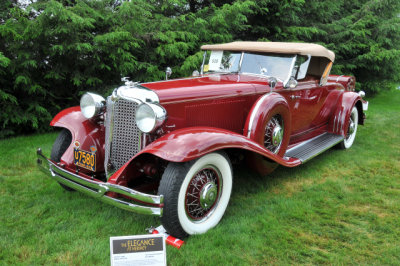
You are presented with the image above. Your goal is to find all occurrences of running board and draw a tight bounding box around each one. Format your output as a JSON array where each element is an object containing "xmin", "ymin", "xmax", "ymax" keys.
[{"xmin": 285, "ymin": 133, "xmax": 343, "ymax": 163}]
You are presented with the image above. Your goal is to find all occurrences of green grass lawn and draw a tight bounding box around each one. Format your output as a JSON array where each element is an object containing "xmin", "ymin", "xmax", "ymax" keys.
[{"xmin": 1, "ymin": 90, "xmax": 399, "ymax": 265}]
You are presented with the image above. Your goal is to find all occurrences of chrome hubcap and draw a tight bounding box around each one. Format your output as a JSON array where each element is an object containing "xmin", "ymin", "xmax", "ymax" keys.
[
  {"xmin": 200, "ymin": 182, "xmax": 218, "ymax": 209},
  {"xmin": 272, "ymin": 125, "xmax": 283, "ymax": 146}
]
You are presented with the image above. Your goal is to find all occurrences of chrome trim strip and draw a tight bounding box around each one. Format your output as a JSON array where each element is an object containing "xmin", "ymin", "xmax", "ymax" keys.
[
  {"xmin": 37, "ymin": 149, "xmax": 163, "ymax": 216},
  {"xmin": 333, "ymin": 115, "xmax": 337, "ymax": 133},
  {"xmin": 240, "ymin": 72, "xmax": 284, "ymax": 82},
  {"xmin": 336, "ymin": 75, "xmax": 344, "ymax": 82},
  {"xmin": 104, "ymin": 96, "xmax": 115, "ymax": 178},
  {"xmin": 246, "ymin": 92, "xmax": 272, "ymax": 138},
  {"xmin": 200, "ymin": 51, "xmax": 207, "ymax": 75},
  {"xmin": 238, "ymin": 52, "xmax": 244, "ymax": 72},
  {"xmin": 142, "ymin": 75, "xmax": 208, "ymax": 84},
  {"xmin": 141, "ymin": 133, "xmax": 147, "ymax": 148},
  {"xmin": 284, "ymin": 55, "xmax": 297, "ymax": 87},
  {"xmin": 162, "ymin": 91, "xmax": 256, "ymax": 105},
  {"xmin": 336, "ymin": 110, "xmax": 342, "ymax": 133}
]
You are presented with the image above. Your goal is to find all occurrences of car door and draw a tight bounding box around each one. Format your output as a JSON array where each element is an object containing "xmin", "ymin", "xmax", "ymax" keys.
[{"xmin": 282, "ymin": 77, "xmax": 328, "ymax": 135}]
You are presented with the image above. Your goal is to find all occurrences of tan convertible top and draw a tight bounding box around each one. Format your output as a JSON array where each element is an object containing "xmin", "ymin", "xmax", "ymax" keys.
[{"xmin": 201, "ymin": 41, "xmax": 335, "ymax": 62}]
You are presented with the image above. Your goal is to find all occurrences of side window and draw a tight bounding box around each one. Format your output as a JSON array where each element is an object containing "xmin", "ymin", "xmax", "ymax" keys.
[{"xmin": 292, "ymin": 55, "xmax": 311, "ymax": 80}]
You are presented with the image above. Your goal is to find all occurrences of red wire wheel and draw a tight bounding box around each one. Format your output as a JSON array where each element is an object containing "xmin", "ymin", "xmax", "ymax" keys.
[{"xmin": 184, "ymin": 167, "xmax": 222, "ymax": 222}]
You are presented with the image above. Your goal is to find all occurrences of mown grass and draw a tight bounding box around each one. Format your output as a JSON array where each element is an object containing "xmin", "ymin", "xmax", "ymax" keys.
[{"xmin": 1, "ymin": 90, "xmax": 399, "ymax": 265}]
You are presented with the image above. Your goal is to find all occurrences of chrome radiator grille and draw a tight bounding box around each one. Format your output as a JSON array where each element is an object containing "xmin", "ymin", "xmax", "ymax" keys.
[{"xmin": 104, "ymin": 97, "xmax": 141, "ymax": 175}]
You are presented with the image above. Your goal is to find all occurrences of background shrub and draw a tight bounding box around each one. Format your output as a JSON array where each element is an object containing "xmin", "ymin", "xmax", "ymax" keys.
[{"xmin": 0, "ymin": 0, "xmax": 399, "ymax": 138}]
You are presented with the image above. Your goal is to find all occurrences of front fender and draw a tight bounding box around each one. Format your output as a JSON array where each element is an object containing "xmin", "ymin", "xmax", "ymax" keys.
[
  {"xmin": 107, "ymin": 127, "xmax": 301, "ymax": 184},
  {"xmin": 329, "ymin": 92, "xmax": 363, "ymax": 136},
  {"xmin": 108, "ymin": 127, "xmax": 300, "ymax": 182},
  {"xmin": 50, "ymin": 106, "xmax": 105, "ymax": 172},
  {"xmin": 106, "ymin": 126, "xmax": 304, "ymax": 184},
  {"xmin": 139, "ymin": 127, "xmax": 300, "ymax": 166}
]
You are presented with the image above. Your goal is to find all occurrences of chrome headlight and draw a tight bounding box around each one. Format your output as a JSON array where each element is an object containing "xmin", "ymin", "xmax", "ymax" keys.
[
  {"xmin": 80, "ymin": 92, "xmax": 106, "ymax": 119},
  {"xmin": 135, "ymin": 103, "xmax": 167, "ymax": 133}
]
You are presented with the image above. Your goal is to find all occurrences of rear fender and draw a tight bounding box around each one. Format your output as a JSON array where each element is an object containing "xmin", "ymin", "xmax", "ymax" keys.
[
  {"xmin": 328, "ymin": 75, "xmax": 356, "ymax": 91},
  {"xmin": 329, "ymin": 92, "xmax": 363, "ymax": 136},
  {"xmin": 51, "ymin": 106, "xmax": 105, "ymax": 172}
]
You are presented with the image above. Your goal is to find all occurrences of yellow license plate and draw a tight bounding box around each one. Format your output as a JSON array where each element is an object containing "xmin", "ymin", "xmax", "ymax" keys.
[{"xmin": 74, "ymin": 148, "xmax": 96, "ymax": 171}]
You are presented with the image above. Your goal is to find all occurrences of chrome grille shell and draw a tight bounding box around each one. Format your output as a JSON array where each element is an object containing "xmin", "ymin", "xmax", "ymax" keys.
[
  {"xmin": 104, "ymin": 84, "xmax": 160, "ymax": 179},
  {"xmin": 104, "ymin": 97, "xmax": 141, "ymax": 176}
]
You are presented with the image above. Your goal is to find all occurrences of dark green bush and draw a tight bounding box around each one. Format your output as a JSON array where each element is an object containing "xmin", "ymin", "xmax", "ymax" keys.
[{"xmin": 0, "ymin": 0, "xmax": 399, "ymax": 138}]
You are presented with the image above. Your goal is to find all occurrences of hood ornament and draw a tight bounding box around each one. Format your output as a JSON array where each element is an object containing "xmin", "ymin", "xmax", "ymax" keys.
[{"xmin": 121, "ymin": 77, "xmax": 138, "ymax": 87}]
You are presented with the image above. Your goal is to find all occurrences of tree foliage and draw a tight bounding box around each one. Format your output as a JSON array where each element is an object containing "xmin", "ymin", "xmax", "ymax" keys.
[{"xmin": 0, "ymin": 0, "xmax": 399, "ymax": 137}]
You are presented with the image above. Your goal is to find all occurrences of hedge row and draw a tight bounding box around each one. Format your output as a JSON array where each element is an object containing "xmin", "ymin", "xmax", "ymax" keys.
[{"xmin": 0, "ymin": 0, "xmax": 399, "ymax": 138}]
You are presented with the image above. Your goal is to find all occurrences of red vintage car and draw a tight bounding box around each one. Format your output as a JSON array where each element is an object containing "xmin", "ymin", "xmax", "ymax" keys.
[{"xmin": 37, "ymin": 41, "xmax": 368, "ymax": 238}]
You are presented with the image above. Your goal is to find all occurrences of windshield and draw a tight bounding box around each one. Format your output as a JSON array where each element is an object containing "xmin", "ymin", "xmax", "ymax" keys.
[
  {"xmin": 241, "ymin": 53, "xmax": 295, "ymax": 82},
  {"xmin": 203, "ymin": 51, "xmax": 296, "ymax": 82}
]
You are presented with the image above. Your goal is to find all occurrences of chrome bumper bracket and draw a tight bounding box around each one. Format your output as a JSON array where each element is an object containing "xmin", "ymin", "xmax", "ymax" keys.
[{"xmin": 36, "ymin": 148, "xmax": 163, "ymax": 216}]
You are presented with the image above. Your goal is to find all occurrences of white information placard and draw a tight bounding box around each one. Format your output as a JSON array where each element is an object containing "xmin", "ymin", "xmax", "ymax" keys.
[
  {"xmin": 208, "ymin": 50, "xmax": 223, "ymax": 71},
  {"xmin": 110, "ymin": 234, "xmax": 166, "ymax": 266}
]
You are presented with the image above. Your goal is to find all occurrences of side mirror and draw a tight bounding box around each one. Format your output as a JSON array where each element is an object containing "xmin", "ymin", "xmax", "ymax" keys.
[
  {"xmin": 286, "ymin": 77, "xmax": 298, "ymax": 89},
  {"xmin": 165, "ymin": 67, "xmax": 172, "ymax": 80}
]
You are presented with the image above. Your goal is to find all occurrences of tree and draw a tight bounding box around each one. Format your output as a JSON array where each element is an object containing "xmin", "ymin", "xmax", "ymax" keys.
[
  {"xmin": 0, "ymin": 0, "xmax": 399, "ymax": 137},
  {"xmin": 244, "ymin": 0, "xmax": 400, "ymax": 92}
]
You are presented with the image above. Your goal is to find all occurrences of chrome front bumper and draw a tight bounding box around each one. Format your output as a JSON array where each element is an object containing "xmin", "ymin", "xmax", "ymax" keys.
[{"xmin": 36, "ymin": 149, "xmax": 163, "ymax": 216}]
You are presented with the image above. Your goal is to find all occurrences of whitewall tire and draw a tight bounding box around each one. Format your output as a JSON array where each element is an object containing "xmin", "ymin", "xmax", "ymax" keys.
[
  {"xmin": 339, "ymin": 106, "xmax": 358, "ymax": 149},
  {"xmin": 158, "ymin": 152, "xmax": 232, "ymax": 238}
]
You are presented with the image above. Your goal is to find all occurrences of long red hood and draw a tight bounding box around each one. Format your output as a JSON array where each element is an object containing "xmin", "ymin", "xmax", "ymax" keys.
[{"xmin": 141, "ymin": 74, "xmax": 268, "ymax": 104}]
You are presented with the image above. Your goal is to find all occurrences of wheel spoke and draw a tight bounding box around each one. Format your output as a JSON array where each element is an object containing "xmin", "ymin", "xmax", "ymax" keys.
[
  {"xmin": 187, "ymin": 192, "xmax": 197, "ymax": 198},
  {"xmin": 190, "ymin": 181, "xmax": 200, "ymax": 191},
  {"xmin": 187, "ymin": 200, "xmax": 198, "ymax": 206}
]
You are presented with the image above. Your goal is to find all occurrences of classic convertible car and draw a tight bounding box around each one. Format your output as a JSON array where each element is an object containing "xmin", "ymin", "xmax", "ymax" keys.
[{"xmin": 37, "ymin": 41, "xmax": 368, "ymax": 238}]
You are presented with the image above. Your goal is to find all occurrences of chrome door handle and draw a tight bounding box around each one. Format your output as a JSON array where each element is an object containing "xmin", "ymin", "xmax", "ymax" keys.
[{"xmin": 290, "ymin": 95, "xmax": 301, "ymax": 100}]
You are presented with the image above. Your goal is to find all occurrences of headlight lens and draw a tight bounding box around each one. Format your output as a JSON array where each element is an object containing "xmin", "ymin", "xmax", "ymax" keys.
[
  {"xmin": 80, "ymin": 93, "xmax": 106, "ymax": 119},
  {"xmin": 135, "ymin": 103, "xmax": 167, "ymax": 133}
]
